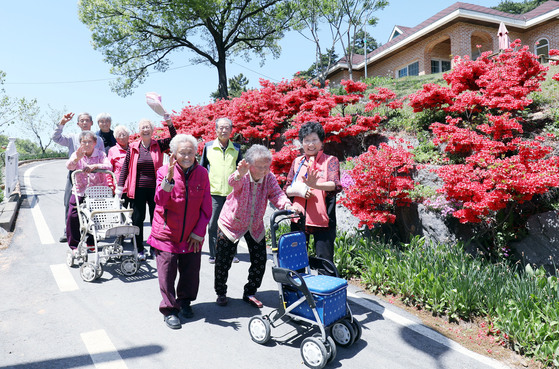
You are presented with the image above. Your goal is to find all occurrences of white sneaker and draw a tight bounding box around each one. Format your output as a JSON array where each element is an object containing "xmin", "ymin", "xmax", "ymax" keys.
[
  {"xmin": 233, "ymin": 256, "xmax": 240, "ymax": 263},
  {"xmin": 208, "ymin": 257, "xmax": 216, "ymax": 264}
]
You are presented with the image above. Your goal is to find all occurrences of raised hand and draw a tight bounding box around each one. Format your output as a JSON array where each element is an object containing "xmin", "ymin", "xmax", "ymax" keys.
[
  {"xmin": 166, "ymin": 153, "xmax": 177, "ymax": 182},
  {"xmin": 60, "ymin": 112, "xmax": 74, "ymax": 126},
  {"xmin": 75, "ymin": 145, "xmax": 86, "ymax": 161},
  {"xmin": 302, "ymin": 167, "xmax": 321, "ymax": 189},
  {"xmin": 237, "ymin": 159, "xmax": 249, "ymax": 177}
]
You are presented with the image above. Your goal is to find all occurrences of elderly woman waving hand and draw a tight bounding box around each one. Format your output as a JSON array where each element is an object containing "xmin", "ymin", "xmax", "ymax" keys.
[{"xmin": 147, "ymin": 134, "xmax": 211, "ymax": 330}]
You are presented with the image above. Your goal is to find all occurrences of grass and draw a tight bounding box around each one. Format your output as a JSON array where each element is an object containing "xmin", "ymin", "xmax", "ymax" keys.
[{"xmin": 333, "ymin": 232, "xmax": 559, "ymax": 367}]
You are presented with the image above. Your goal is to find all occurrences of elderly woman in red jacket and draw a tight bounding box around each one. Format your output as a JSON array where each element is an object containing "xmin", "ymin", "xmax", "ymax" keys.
[
  {"xmin": 118, "ymin": 117, "xmax": 177, "ymax": 261},
  {"xmin": 147, "ymin": 134, "xmax": 212, "ymax": 330}
]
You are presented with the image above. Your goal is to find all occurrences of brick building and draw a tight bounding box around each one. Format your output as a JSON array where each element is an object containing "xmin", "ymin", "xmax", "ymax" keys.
[{"xmin": 326, "ymin": 1, "xmax": 559, "ymax": 85}]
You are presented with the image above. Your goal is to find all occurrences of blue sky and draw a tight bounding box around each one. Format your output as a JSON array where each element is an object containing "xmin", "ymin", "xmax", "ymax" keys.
[{"xmin": 0, "ymin": 0, "xmax": 502, "ymax": 138}]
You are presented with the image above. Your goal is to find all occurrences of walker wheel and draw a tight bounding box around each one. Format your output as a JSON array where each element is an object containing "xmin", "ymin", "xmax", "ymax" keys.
[
  {"xmin": 300, "ymin": 336, "xmax": 327, "ymax": 369},
  {"xmin": 330, "ymin": 319, "xmax": 355, "ymax": 347},
  {"xmin": 325, "ymin": 336, "xmax": 337, "ymax": 363},
  {"xmin": 350, "ymin": 318, "xmax": 362, "ymax": 343},
  {"xmin": 120, "ymin": 256, "xmax": 138, "ymax": 276},
  {"xmin": 312, "ymin": 333, "xmax": 337, "ymax": 364},
  {"xmin": 80, "ymin": 262, "xmax": 96, "ymax": 282},
  {"xmin": 66, "ymin": 250, "xmax": 75, "ymax": 267},
  {"xmin": 95, "ymin": 264, "xmax": 103, "ymax": 280},
  {"xmin": 248, "ymin": 316, "xmax": 271, "ymax": 344}
]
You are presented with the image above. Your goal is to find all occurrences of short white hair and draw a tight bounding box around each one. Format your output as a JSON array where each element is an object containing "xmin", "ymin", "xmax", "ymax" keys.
[
  {"xmin": 96, "ymin": 112, "xmax": 112, "ymax": 123},
  {"xmin": 78, "ymin": 130, "xmax": 97, "ymax": 143},
  {"xmin": 170, "ymin": 134, "xmax": 198, "ymax": 153},
  {"xmin": 113, "ymin": 125, "xmax": 130, "ymax": 136},
  {"xmin": 138, "ymin": 118, "xmax": 154, "ymax": 130},
  {"xmin": 215, "ymin": 117, "xmax": 232, "ymax": 129},
  {"xmin": 245, "ymin": 144, "xmax": 272, "ymax": 164}
]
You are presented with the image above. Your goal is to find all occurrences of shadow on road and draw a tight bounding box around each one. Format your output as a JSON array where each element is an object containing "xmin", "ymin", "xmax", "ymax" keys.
[
  {"xmin": 400, "ymin": 323, "xmax": 452, "ymax": 369},
  {"xmin": 0, "ymin": 344, "xmax": 164, "ymax": 369}
]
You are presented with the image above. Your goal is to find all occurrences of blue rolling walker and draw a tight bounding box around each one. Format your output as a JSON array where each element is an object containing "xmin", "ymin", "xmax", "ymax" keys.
[{"xmin": 248, "ymin": 210, "xmax": 361, "ymax": 369}]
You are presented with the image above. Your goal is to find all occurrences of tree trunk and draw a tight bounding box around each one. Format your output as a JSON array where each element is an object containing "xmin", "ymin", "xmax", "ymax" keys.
[{"xmin": 216, "ymin": 55, "xmax": 229, "ymax": 99}]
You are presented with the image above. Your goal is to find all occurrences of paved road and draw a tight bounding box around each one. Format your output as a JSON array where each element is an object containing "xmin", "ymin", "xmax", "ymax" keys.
[{"xmin": 0, "ymin": 160, "xmax": 511, "ymax": 369}]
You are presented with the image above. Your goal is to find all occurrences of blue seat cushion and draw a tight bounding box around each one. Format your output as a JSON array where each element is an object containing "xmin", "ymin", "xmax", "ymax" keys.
[{"xmin": 297, "ymin": 274, "xmax": 348, "ymax": 295}]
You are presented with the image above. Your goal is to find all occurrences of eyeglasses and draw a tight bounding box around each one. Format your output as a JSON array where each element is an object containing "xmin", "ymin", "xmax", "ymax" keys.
[{"xmin": 303, "ymin": 139, "xmax": 321, "ymax": 146}]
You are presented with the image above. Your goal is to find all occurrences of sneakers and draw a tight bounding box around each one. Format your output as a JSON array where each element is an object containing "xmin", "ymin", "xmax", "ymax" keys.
[
  {"xmin": 232, "ymin": 256, "xmax": 240, "ymax": 263},
  {"xmin": 216, "ymin": 295, "xmax": 228, "ymax": 306},
  {"xmin": 208, "ymin": 257, "xmax": 216, "ymax": 264},
  {"xmin": 243, "ymin": 295, "xmax": 263, "ymax": 308},
  {"xmin": 164, "ymin": 314, "xmax": 181, "ymax": 330},
  {"xmin": 59, "ymin": 235, "xmax": 67, "ymax": 243},
  {"xmin": 179, "ymin": 304, "xmax": 194, "ymax": 319},
  {"xmin": 138, "ymin": 251, "xmax": 146, "ymax": 262}
]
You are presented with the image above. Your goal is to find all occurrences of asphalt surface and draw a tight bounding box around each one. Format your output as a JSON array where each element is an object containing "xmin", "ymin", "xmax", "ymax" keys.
[{"xmin": 0, "ymin": 160, "xmax": 511, "ymax": 369}]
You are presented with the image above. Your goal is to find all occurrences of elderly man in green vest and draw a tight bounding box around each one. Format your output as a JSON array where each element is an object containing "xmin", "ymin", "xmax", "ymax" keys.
[{"xmin": 200, "ymin": 117, "xmax": 243, "ymax": 264}]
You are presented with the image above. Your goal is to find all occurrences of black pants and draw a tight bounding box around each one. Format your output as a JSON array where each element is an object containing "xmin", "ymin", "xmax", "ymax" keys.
[
  {"xmin": 131, "ymin": 187, "xmax": 155, "ymax": 253},
  {"xmin": 62, "ymin": 171, "xmax": 73, "ymax": 236},
  {"xmin": 214, "ymin": 228, "xmax": 267, "ymax": 297},
  {"xmin": 290, "ymin": 222, "xmax": 336, "ymax": 262}
]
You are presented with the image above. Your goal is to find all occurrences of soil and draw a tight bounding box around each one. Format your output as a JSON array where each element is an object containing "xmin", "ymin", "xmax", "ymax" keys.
[
  {"xmin": 351, "ymin": 279, "xmax": 544, "ymax": 369},
  {"xmin": 0, "ymin": 231, "xmax": 12, "ymax": 250}
]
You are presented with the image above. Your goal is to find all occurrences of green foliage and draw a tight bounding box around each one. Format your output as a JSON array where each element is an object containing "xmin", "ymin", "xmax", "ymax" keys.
[
  {"xmin": 296, "ymin": 48, "xmax": 338, "ymax": 81},
  {"xmin": 0, "ymin": 70, "xmax": 18, "ymax": 129},
  {"xmin": 350, "ymin": 30, "xmax": 378, "ymax": 55},
  {"xmin": 362, "ymin": 75, "xmax": 392, "ymax": 87},
  {"xmin": 333, "ymin": 233, "xmax": 559, "ymax": 365},
  {"xmin": 492, "ymin": 0, "xmax": 551, "ymax": 14},
  {"xmin": 211, "ymin": 73, "xmax": 250, "ymax": 100},
  {"xmin": 0, "ymin": 134, "xmax": 65, "ymax": 164},
  {"xmin": 78, "ymin": 0, "xmax": 293, "ymax": 98},
  {"xmin": 406, "ymin": 183, "xmax": 438, "ymax": 202},
  {"xmin": 411, "ymin": 136, "xmax": 444, "ymax": 164}
]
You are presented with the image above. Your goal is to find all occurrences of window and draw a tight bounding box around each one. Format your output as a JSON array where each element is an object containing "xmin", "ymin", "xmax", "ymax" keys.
[
  {"xmin": 536, "ymin": 38, "xmax": 549, "ymax": 59},
  {"xmin": 397, "ymin": 61, "xmax": 419, "ymax": 78},
  {"xmin": 431, "ymin": 59, "xmax": 452, "ymax": 74}
]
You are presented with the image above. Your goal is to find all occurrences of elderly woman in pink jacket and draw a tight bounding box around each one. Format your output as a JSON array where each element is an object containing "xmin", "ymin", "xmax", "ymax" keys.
[
  {"xmin": 214, "ymin": 144, "xmax": 297, "ymax": 309},
  {"xmin": 147, "ymin": 134, "xmax": 211, "ymax": 330},
  {"xmin": 66, "ymin": 131, "xmax": 112, "ymax": 252}
]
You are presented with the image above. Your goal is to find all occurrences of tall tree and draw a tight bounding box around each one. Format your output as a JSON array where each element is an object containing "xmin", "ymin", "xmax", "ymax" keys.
[
  {"xmin": 17, "ymin": 101, "xmax": 61, "ymax": 155},
  {"xmin": 0, "ymin": 71, "xmax": 18, "ymax": 129},
  {"xmin": 330, "ymin": 0, "xmax": 388, "ymax": 81},
  {"xmin": 292, "ymin": 0, "xmax": 342, "ymax": 87},
  {"xmin": 78, "ymin": 0, "xmax": 294, "ymax": 99}
]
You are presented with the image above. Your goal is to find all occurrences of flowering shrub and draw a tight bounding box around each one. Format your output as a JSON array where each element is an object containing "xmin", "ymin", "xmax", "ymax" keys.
[
  {"xmin": 550, "ymin": 48, "xmax": 559, "ymax": 81},
  {"xmin": 406, "ymin": 42, "xmax": 559, "ymax": 229},
  {"xmin": 340, "ymin": 142, "xmax": 415, "ymax": 227}
]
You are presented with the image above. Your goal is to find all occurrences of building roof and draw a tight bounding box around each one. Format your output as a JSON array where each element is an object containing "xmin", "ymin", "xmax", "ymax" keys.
[{"xmin": 329, "ymin": 1, "xmax": 559, "ymax": 75}]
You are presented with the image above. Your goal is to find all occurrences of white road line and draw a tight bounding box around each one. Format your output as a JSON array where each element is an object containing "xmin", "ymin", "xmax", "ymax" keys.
[
  {"xmin": 81, "ymin": 330, "xmax": 128, "ymax": 369},
  {"xmin": 24, "ymin": 163, "xmax": 55, "ymax": 244},
  {"xmin": 50, "ymin": 264, "xmax": 79, "ymax": 292},
  {"xmin": 347, "ymin": 291, "xmax": 511, "ymax": 369}
]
